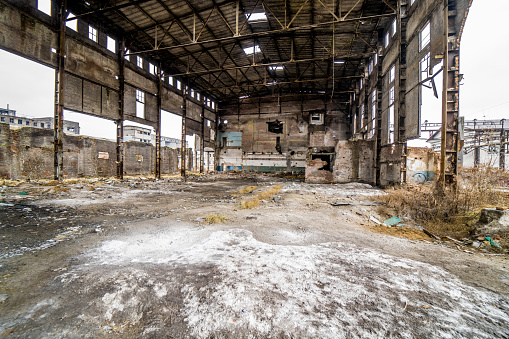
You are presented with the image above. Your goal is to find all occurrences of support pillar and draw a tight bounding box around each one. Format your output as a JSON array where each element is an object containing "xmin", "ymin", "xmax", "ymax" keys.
[
  {"xmin": 500, "ymin": 119, "xmax": 506, "ymax": 170},
  {"xmin": 440, "ymin": 0, "xmax": 460, "ymax": 188},
  {"xmin": 200, "ymin": 99, "xmax": 205, "ymax": 173},
  {"xmin": 181, "ymin": 81, "xmax": 187, "ymax": 180},
  {"xmin": 54, "ymin": 0, "xmax": 66, "ymax": 181},
  {"xmin": 116, "ymin": 38, "xmax": 125, "ymax": 180},
  {"xmin": 155, "ymin": 65, "xmax": 162, "ymax": 179},
  {"xmin": 397, "ymin": 0, "xmax": 409, "ymax": 184},
  {"xmin": 375, "ymin": 29, "xmax": 384, "ymax": 186}
]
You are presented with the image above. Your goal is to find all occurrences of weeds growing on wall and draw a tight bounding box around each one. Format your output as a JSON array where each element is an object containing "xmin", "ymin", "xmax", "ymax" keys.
[{"xmin": 376, "ymin": 166, "xmax": 509, "ymax": 236}]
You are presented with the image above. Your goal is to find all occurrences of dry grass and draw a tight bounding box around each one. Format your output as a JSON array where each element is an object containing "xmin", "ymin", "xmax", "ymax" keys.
[
  {"xmin": 238, "ymin": 186, "xmax": 258, "ymax": 194},
  {"xmin": 205, "ymin": 214, "xmax": 229, "ymax": 224},
  {"xmin": 240, "ymin": 185, "xmax": 282, "ymax": 209},
  {"xmin": 375, "ymin": 166, "xmax": 509, "ymax": 237}
]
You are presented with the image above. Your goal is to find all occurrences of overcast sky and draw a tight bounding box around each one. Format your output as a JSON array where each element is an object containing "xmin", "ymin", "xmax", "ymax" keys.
[{"xmin": 0, "ymin": 0, "xmax": 507, "ymax": 143}]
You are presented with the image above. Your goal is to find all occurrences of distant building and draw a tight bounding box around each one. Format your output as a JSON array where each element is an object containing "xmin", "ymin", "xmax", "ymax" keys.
[
  {"xmin": 123, "ymin": 125, "xmax": 153, "ymax": 144},
  {"xmin": 123, "ymin": 125, "xmax": 186, "ymax": 148},
  {"xmin": 0, "ymin": 107, "xmax": 80, "ymax": 135},
  {"xmin": 427, "ymin": 119, "xmax": 508, "ymax": 169}
]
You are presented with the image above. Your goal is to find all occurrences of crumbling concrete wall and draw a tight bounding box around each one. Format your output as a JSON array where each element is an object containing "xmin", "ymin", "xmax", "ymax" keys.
[
  {"xmin": 332, "ymin": 140, "xmax": 375, "ymax": 184},
  {"xmin": 407, "ymin": 147, "xmax": 438, "ymax": 183},
  {"xmin": 0, "ymin": 124, "xmax": 181, "ymax": 179}
]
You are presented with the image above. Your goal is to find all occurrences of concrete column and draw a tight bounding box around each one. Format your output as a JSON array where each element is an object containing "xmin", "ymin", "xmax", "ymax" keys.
[
  {"xmin": 181, "ymin": 81, "xmax": 187, "ymax": 180},
  {"xmin": 155, "ymin": 65, "xmax": 162, "ymax": 179},
  {"xmin": 54, "ymin": 0, "xmax": 66, "ymax": 181},
  {"xmin": 116, "ymin": 38, "xmax": 125, "ymax": 180}
]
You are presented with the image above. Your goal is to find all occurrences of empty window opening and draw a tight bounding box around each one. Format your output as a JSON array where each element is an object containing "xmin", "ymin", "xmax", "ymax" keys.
[
  {"xmin": 107, "ymin": 36, "xmax": 116, "ymax": 53},
  {"xmin": 124, "ymin": 49, "xmax": 130, "ymax": 61},
  {"xmin": 38, "ymin": 0, "xmax": 52, "ymax": 16},
  {"xmin": 66, "ymin": 14, "xmax": 77, "ymax": 31},
  {"xmin": 176, "ymin": 80, "xmax": 181, "ymax": 90},
  {"xmin": 18, "ymin": 119, "xmax": 22, "ymax": 124},
  {"xmin": 420, "ymin": 52, "xmax": 431, "ymax": 81},
  {"xmin": 392, "ymin": 19, "xmax": 397, "ymax": 36},
  {"xmin": 149, "ymin": 63, "xmax": 157, "ymax": 75},
  {"xmin": 368, "ymin": 59, "xmax": 373, "ymax": 74},
  {"xmin": 136, "ymin": 89, "xmax": 145, "ymax": 119},
  {"xmin": 385, "ymin": 32, "xmax": 390, "ymax": 48},
  {"xmin": 389, "ymin": 65, "xmax": 396, "ymax": 83},
  {"xmin": 267, "ymin": 120, "xmax": 283, "ymax": 134},
  {"xmin": 244, "ymin": 45, "xmax": 261, "ymax": 55},
  {"xmin": 246, "ymin": 12, "xmax": 267, "ymax": 22},
  {"xmin": 360, "ymin": 78, "xmax": 363, "ymax": 89},
  {"xmin": 88, "ymin": 26, "xmax": 97, "ymax": 42},
  {"xmin": 374, "ymin": 53, "xmax": 377, "ymax": 66},
  {"xmin": 372, "ymin": 90, "xmax": 377, "ymax": 103},
  {"xmin": 370, "ymin": 103, "xmax": 376, "ymax": 138},
  {"xmin": 360, "ymin": 105, "xmax": 365, "ymax": 128},
  {"xmin": 137, "ymin": 56, "xmax": 143, "ymax": 68},
  {"xmin": 311, "ymin": 153, "xmax": 333, "ymax": 172},
  {"xmin": 388, "ymin": 85, "xmax": 395, "ymax": 144},
  {"xmin": 168, "ymin": 76, "xmax": 173, "ymax": 86},
  {"xmin": 196, "ymin": 92, "xmax": 200, "ymax": 101},
  {"xmin": 420, "ymin": 22, "xmax": 431, "ymax": 51}
]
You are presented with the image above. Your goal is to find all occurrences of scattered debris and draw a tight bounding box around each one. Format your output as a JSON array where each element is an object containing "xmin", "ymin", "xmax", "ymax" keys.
[
  {"xmin": 370, "ymin": 216, "xmax": 382, "ymax": 225},
  {"xmin": 384, "ymin": 216, "xmax": 403, "ymax": 226}
]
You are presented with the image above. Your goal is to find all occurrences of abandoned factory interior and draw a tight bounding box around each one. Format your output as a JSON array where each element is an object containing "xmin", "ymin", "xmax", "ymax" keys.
[{"xmin": 0, "ymin": 0, "xmax": 508, "ymax": 337}]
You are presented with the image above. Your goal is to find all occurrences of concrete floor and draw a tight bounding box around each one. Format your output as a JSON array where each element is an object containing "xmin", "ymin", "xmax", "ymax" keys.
[{"xmin": 0, "ymin": 174, "xmax": 508, "ymax": 338}]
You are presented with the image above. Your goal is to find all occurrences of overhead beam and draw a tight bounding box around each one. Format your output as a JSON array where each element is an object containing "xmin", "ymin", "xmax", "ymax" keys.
[{"xmin": 126, "ymin": 12, "xmax": 395, "ymax": 56}]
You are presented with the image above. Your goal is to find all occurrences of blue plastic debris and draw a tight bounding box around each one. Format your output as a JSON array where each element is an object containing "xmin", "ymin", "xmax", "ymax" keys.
[
  {"xmin": 485, "ymin": 237, "xmax": 502, "ymax": 248},
  {"xmin": 384, "ymin": 216, "xmax": 403, "ymax": 226}
]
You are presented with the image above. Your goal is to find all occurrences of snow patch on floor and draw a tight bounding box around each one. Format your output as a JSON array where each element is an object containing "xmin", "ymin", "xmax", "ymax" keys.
[{"xmin": 79, "ymin": 228, "xmax": 509, "ymax": 338}]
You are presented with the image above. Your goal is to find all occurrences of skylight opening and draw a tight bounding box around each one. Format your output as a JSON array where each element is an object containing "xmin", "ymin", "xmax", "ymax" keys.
[
  {"xmin": 246, "ymin": 12, "xmax": 267, "ymax": 22},
  {"xmin": 266, "ymin": 80, "xmax": 277, "ymax": 86},
  {"xmin": 244, "ymin": 45, "xmax": 261, "ymax": 55},
  {"xmin": 269, "ymin": 66, "xmax": 284, "ymax": 71},
  {"xmin": 334, "ymin": 60, "xmax": 345, "ymax": 64}
]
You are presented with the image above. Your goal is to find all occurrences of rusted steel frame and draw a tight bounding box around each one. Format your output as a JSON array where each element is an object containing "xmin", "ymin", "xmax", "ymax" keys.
[
  {"xmin": 356, "ymin": 33, "xmax": 377, "ymax": 53},
  {"xmin": 127, "ymin": 13, "xmax": 394, "ymax": 55},
  {"xmin": 66, "ymin": 0, "xmax": 152, "ymax": 21},
  {"xmin": 155, "ymin": 66, "xmax": 162, "ymax": 179},
  {"xmin": 316, "ymin": 0, "xmax": 340, "ymax": 21},
  {"xmin": 181, "ymin": 81, "xmax": 188, "ymax": 180},
  {"xmin": 262, "ymin": 1, "xmax": 284, "ymax": 29},
  {"xmin": 287, "ymin": 0, "xmax": 310, "ymax": 28},
  {"xmin": 440, "ymin": 0, "xmax": 460, "ymax": 188},
  {"xmin": 169, "ymin": 53, "xmax": 371, "ymax": 78},
  {"xmin": 397, "ymin": 0, "xmax": 408, "ymax": 183},
  {"xmin": 130, "ymin": 0, "xmax": 236, "ymax": 97},
  {"xmin": 154, "ymin": 0, "xmax": 254, "ymax": 97},
  {"xmin": 500, "ymin": 119, "xmax": 506, "ymax": 170},
  {"xmin": 238, "ymin": 0, "xmax": 263, "ymax": 34},
  {"xmin": 156, "ymin": 21, "xmax": 175, "ymax": 49},
  {"xmin": 206, "ymin": 76, "xmax": 360, "ymax": 91},
  {"xmin": 195, "ymin": 7, "xmax": 216, "ymax": 42},
  {"xmin": 381, "ymin": 0, "xmax": 396, "ymax": 13},
  {"xmin": 54, "ymin": 0, "xmax": 67, "ymax": 181},
  {"xmin": 342, "ymin": 0, "xmax": 363, "ymax": 21},
  {"xmin": 117, "ymin": 38, "xmax": 126, "ymax": 180},
  {"xmin": 200, "ymin": 98, "xmax": 205, "ymax": 173}
]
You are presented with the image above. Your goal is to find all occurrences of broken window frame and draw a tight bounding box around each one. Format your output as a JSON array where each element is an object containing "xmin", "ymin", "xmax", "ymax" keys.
[
  {"xmin": 107, "ymin": 36, "xmax": 116, "ymax": 53},
  {"xmin": 420, "ymin": 22, "xmax": 431, "ymax": 51},
  {"xmin": 137, "ymin": 56, "xmax": 143, "ymax": 69},
  {"xmin": 389, "ymin": 65, "xmax": 396, "ymax": 84},
  {"xmin": 66, "ymin": 13, "xmax": 77, "ymax": 31},
  {"xmin": 388, "ymin": 86, "xmax": 395, "ymax": 144},
  {"xmin": 135, "ymin": 89, "xmax": 145, "ymax": 119},
  {"xmin": 37, "ymin": 0, "xmax": 52, "ymax": 16}
]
